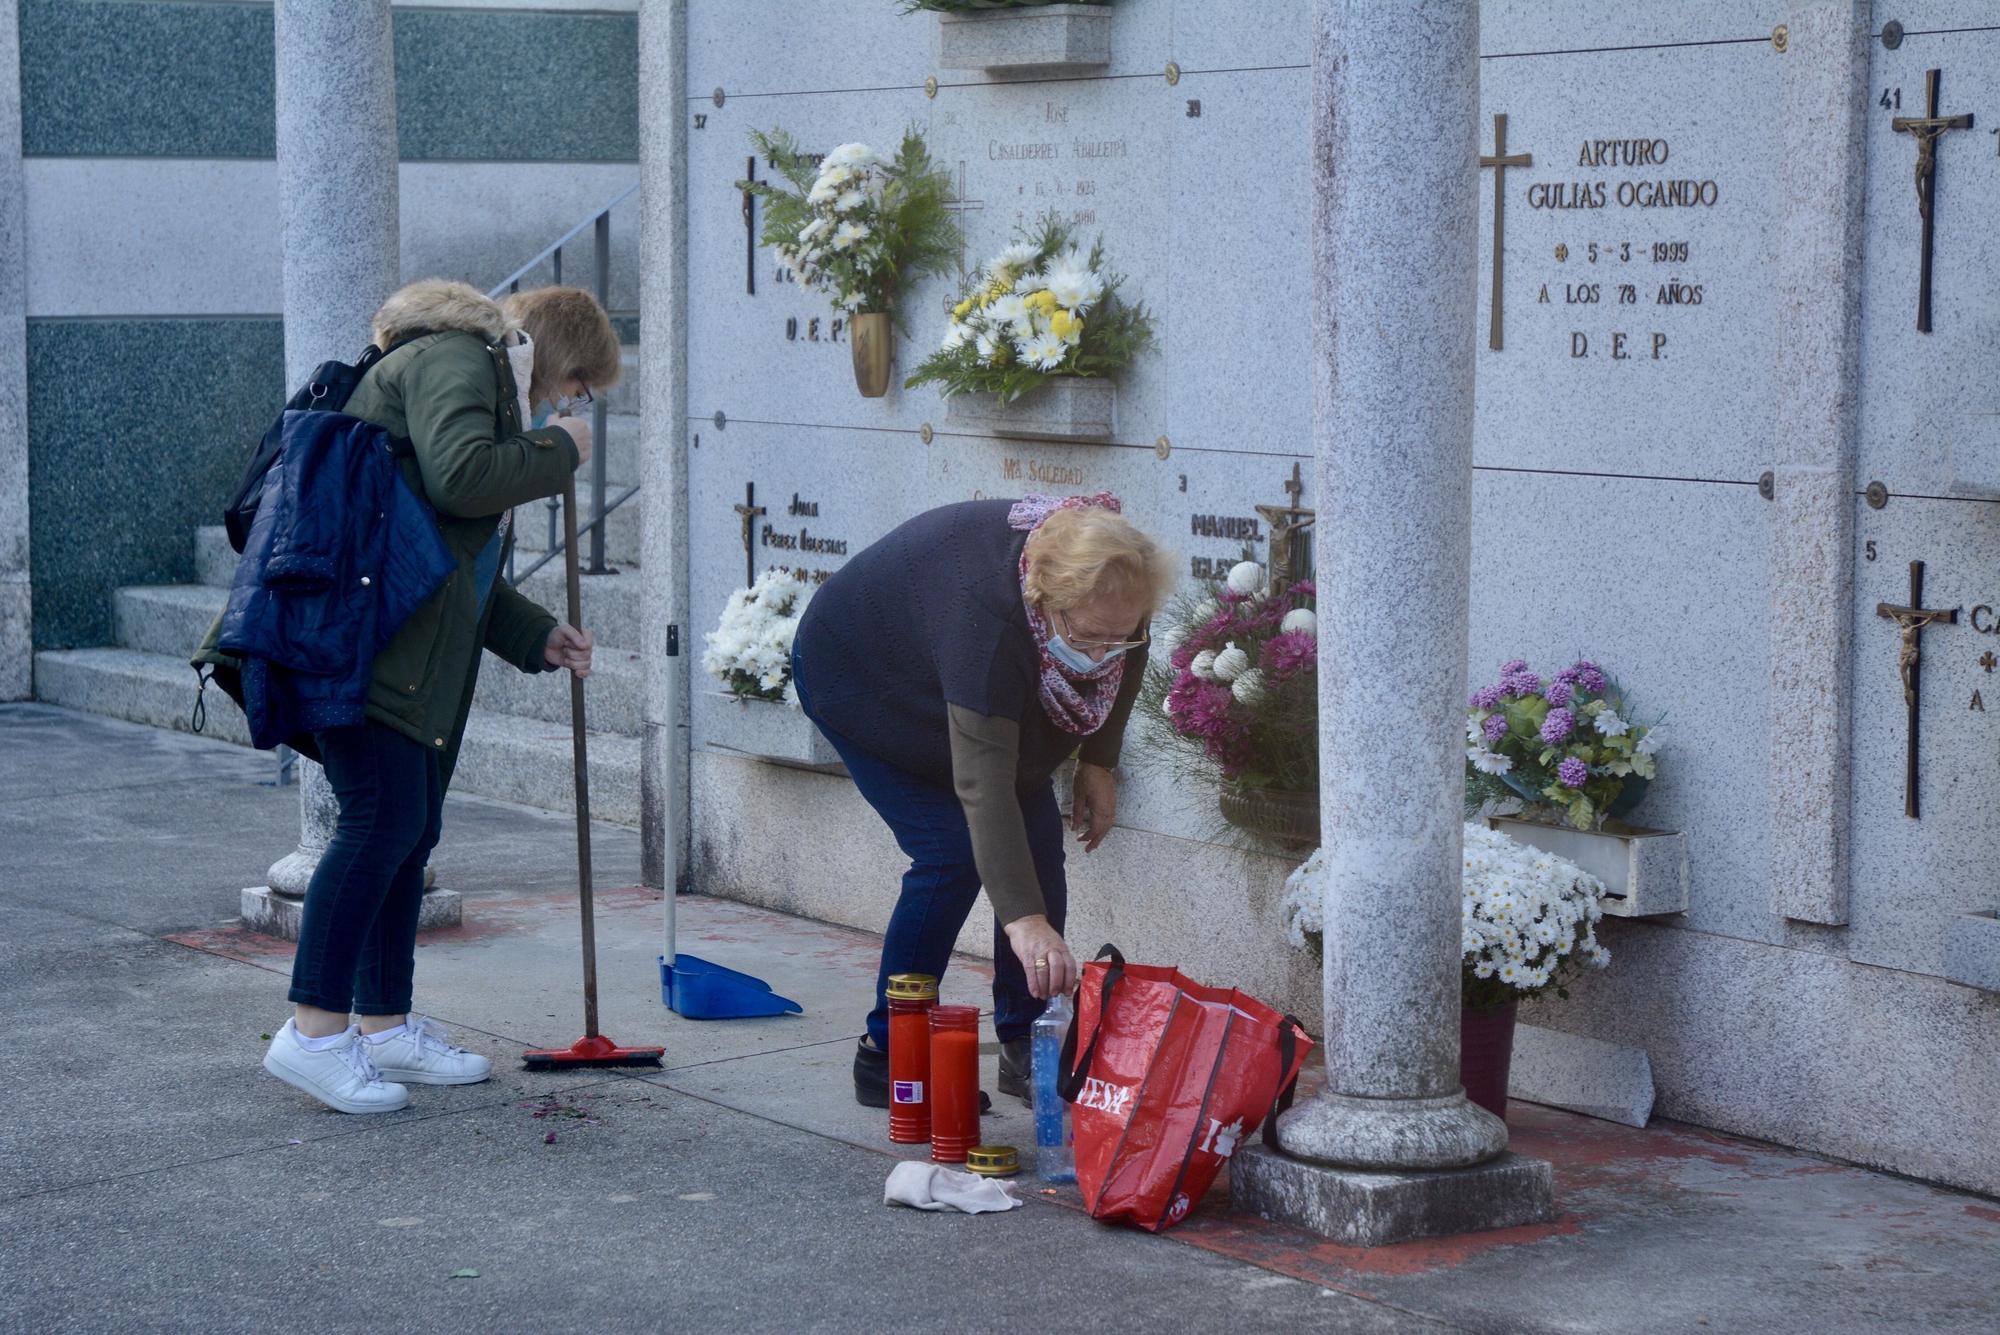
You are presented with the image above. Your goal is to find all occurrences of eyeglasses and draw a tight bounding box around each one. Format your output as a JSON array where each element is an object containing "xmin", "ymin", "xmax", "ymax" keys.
[
  {"xmin": 556, "ymin": 381, "xmax": 593, "ymax": 414},
  {"xmin": 1058, "ymin": 609, "xmax": 1150, "ymax": 654}
]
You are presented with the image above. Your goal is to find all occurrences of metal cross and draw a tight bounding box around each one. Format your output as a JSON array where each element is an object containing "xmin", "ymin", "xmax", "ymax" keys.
[
  {"xmin": 1478, "ymin": 114, "xmax": 1532, "ymax": 351},
  {"xmin": 1253, "ymin": 462, "xmax": 1317, "ymax": 599},
  {"xmin": 943, "ymin": 161, "xmax": 989, "ymax": 310},
  {"xmin": 1892, "ymin": 69, "xmax": 1974, "ymax": 333},
  {"xmin": 742, "ymin": 156, "xmax": 759, "ymax": 297},
  {"xmin": 734, "ymin": 481, "xmax": 766, "ymax": 588},
  {"xmin": 1876, "ymin": 560, "xmax": 1959, "ymax": 818}
]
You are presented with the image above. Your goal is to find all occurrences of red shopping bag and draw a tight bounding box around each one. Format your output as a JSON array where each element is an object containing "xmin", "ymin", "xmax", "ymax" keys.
[{"xmin": 1058, "ymin": 945, "xmax": 1313, "ymax": 1232}]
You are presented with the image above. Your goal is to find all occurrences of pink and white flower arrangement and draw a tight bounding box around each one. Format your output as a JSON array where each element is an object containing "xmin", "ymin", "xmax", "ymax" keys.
[{"xmin": 1139, "ymin": 562, "xmax": 1317, "ymax": 793}]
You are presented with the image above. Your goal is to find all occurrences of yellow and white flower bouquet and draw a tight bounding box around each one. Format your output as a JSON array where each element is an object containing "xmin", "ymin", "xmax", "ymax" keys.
[{"xmin": 905, "ymin": 220, "xmax": 1152, "ymax": 402}]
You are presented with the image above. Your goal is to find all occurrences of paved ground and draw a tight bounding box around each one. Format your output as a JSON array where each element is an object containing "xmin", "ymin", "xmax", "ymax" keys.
[{"xmin": 4, "ymin": 703, "xmax": 1999, "ymax": 1333}]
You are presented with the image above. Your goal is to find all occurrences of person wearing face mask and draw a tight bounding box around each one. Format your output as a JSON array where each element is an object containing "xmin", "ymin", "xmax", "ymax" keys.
[
  {"xmin": 197, "ymin": 280, "xmax": 615, "ymax": 1114},
  {"xmin": 789, "ymin": 493, "xmax": 1176, "ymax": 1109}
]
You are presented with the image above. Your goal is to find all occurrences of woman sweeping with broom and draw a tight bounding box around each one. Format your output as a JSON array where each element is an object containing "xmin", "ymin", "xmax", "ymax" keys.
[
  {"xmin": 790, "ymin": 493, "xmax": 1176, "ymax": 1108},
  {"xmin": 197, "ymin": 280, "xmax": 620, "ymax": 1114}
]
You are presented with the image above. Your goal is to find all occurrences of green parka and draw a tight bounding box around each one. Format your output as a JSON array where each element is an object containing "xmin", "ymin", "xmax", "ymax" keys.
[{"xmin": 195, "ymin": 282, "xmax": 579, "ymax": 782}]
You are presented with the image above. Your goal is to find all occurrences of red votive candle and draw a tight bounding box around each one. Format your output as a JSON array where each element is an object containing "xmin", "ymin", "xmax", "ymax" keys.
[
  {"xmin": 928, "ymin": 1005, "xmax": 982, "ymax": 1163},
  {"xmin": 886, "ymin": 973, "xmax": 939, "ymax": 1144}
]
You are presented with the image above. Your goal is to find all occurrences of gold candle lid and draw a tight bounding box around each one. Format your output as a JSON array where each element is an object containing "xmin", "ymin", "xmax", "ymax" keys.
[
  {"xmin": 886, "ymin": 973, "xmax": 940, "ymax": 1001},
  {"xmin": 965, "ymin": 1145, "xmax": 1020, "ymax": 1177}
]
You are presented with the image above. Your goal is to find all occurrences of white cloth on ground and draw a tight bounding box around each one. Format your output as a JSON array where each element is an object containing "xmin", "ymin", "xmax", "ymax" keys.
[{"xmin": 883, "ymin": 1161, "xmax": 1024, "ymax": 1214}]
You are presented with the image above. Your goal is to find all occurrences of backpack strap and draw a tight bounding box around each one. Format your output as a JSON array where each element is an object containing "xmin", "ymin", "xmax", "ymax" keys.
[{"xmin": 1260, "ymin": 1015, "xmax": 1307, "ymax": 1150}]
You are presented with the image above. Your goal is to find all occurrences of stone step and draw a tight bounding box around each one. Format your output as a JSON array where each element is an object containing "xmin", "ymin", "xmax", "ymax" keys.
[
  {"xmin": 115, "ymin": 584, "xmax": 225, "ymax": 660},
  {"xmin": 511, "ymin": 483, "xmax": 643, "ymax": 567},
  {"xmin": 33, "ymin": 647, "xmax": 641, "ymax": 826},
  {"xmin": 472, "ymin": 639, "xmax": 644, "ymax": 734},
  {"xmin": 509, "ymin": 564, "xmax": 644, "ymax": 649},
  {"xmin": 196, "ymin": 526, "xmax": 238, "ymax": 589}
]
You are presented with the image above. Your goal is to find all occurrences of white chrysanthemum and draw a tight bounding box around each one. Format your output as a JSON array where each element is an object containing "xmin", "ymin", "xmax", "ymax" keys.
[
  {"xmin": 1226, "ymin": 561, "xmax": 1264, "ymax": 596},
  {"xmin": 1231, "ymin": 668, "xmax": 1266, "ymax": 705},
  {"xmin": 1280, "ymin": 608, "xmax": 1316, "ymax": 636},
  {"xmin": 1211, "ymin": 642, "xmax": 1250, "ymax": 682},
  {"xmin": 831, "ymin": 221, "xmax": 869, "ymax": 251},
  {"xmin": 823, "ymin": 142, "xmax": 878, "ymax": 170},
  {"xmin": 1014, "ymin": 272, "xmax": 1044, "ymax": 295},
  {"xmin": 1190, "ymin": 598, "xmax": 1219, "ymax": 623},
  {"xmin": 1634, "ymin": 729, "xmax": 1662, "ymax": 756},
  {"xmin": 835, "ymin": 189, "xmax": 866, "ymax": 213},
  {"xmin": 1042, "ymin": 250, "xmax": 1105, "ymax": 311},
  {"xmin": 799, "ymin": 217, "xmax": 831, "ymax": 244},
  {"xmin": 974, "ymin": 331, "xmax": 1003, "ymax": 363},
  {"xmin": 807, "ymin": 178, "xmax": 840, "ymax": 206},
  {"xmin": 987, "ymin": 292, "xmax": 1030, "ymax": 328},
  {"xmin": 940, "ymin": 322, "xmax": 971, "ymax": 352},
  {"xmin": 1594, "ymin": 709, "xmax": 1629, "ymax": 737},
  {"xmin": 1278, "ymin": 847, "xmax": 1326, "ymax": 948},
  {"xmin": 1018, "ymin": 330, "xmax": 1068, "ymax": 371},
  {"xmin": 988, "ymin": 241, "xmax": 1040, "ymax": 281},
  {"xmin": 1467, "ymin": 746, "xmax": 1514, "ymax": 776},
  {"xmin": 1190, "ymin": 649, "xmax": 1218, "ymax": 681},
  {"xmin": 1466, "ymin": 715, "xmax": 1486, "ymax": 744},
  {"xmin": 1155, "ymin": 621, "xmax": 1185, "ymax": 660}
]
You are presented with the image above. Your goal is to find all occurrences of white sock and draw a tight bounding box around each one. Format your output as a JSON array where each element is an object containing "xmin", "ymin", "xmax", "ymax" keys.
[
  {"xmin": 362, "ymin": 1023, "xmax": 407, "ymax": 1045},
  {"xmin": 295, "ymin": 1026, "xmax": 350, "ymax": 1052}
]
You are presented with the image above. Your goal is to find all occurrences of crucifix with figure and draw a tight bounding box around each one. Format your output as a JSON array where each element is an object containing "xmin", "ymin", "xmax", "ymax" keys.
[
  {"xmin": 1478, "ymin": 113, "xmax": 1532, "ymax": 351},
  {"xmin": 1891, "ymin": 68, "xmax": 1974, "ymax": 333},
  {"xmin": 734, "ymin": 482, "xmax": 766, "ymax": 588},
  {"xmin": 1254, "ymin": 462, "xmax": 1317, "ymax": 599},
  {"xmin": 1876, "ymin": 560, "xmax": 1959, "ymax": 819}
]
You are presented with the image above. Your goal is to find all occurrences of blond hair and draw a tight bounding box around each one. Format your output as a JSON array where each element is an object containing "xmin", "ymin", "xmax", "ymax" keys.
[
  {"xmin": 500, "ymin": 286, "xmax": 623, "ymax": 405},
  {"xmin": 1023, "ymin": 507, "xmax": 1177, "ymax": 616}
]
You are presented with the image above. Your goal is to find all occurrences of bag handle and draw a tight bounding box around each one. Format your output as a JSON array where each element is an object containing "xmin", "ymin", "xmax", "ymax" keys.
[
  {"xmin": 1260, "ymin": 1015, "xmax": 1306, "ymax": 1150},
  {"xmin": 1057, "ymin": 944, "xmax": 1124, "ymax": 1103}
]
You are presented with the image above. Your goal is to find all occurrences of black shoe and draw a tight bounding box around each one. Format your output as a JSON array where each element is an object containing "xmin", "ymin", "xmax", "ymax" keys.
[
  {"xmin": 853, "ymin": 1037, "xmax": 993, "ymax": 1113},
  {"xmin": 854, "ymin": 1038, "xmax": 889, "ymax": 1108},
  {"xmin": 997, "ymin": 1036, "xmax": 1033, "ymax": 1108}
]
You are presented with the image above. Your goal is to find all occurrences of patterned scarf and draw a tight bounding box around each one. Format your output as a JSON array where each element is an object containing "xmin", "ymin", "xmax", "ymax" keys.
[{"xmin": 1010, "ymin": 493, "xmax": 1127, "ymax": 736}]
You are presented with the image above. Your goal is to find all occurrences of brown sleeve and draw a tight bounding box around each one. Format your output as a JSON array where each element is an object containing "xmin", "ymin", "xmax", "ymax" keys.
[
  {"xmin": 1078, "ymin": 639, "xmax": 1149, "ymax": 769},
  {"xmin": 947, "ymin": 704, "xmax": 1048, "ymax": 925}
]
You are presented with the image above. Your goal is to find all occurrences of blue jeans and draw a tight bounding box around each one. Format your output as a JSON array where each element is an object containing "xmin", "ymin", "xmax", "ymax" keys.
[
  {"xmin": 795, "ymin": 674, "xmax": 1068, "ymax": 1051},
  {"xmin": 287, "ymin": 722, "xmax": 445, "ymax": 1015}
]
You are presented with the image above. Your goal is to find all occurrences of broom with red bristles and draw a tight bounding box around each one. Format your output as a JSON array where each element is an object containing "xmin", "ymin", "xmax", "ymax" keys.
[{"xmin": 523, "ymin": 481, "xmax": 665, "ymax": 1071}]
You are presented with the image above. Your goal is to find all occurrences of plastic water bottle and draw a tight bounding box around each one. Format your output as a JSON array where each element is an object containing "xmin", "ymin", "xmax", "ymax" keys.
[{"xmin": 1032, "ymin": 994, "xmax": 1076, "ymax": 1183}]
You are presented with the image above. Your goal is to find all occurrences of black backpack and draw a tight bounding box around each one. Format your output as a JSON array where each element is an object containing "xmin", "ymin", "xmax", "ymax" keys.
[{"xmin": 222, "ymin": 342, "xmax": 416, "ymax": 553}]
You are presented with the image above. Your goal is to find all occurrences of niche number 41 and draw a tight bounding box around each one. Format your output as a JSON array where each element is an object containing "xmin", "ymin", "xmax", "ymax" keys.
[{"xmin": 1879, "ymin": 88, "xmax": 1901, "ymax": 111}]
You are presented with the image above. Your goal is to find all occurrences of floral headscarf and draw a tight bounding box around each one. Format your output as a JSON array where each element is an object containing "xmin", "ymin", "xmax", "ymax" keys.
[{"xmin": 1010, "ymin": 493, "xmax": 1127, "ymax": 735}]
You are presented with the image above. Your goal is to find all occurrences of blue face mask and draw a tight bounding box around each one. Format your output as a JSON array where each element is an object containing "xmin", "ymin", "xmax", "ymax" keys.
[{"xmin": 1048, "ymin": 632, "xmax": 1124, "ymax": 675}]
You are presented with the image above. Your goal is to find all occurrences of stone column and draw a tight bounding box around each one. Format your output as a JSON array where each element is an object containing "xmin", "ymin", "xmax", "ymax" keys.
[
  {"xmin": 1230, "ymin": 0, "xmax": 1551, "ymax": 1246},
  {"xmin": 246, "ymin": 1, "xmax": 452, "ymax": 936},
  {"xmin": 1767, "ymin": 1, "xmax": 1868, "ymax": 925},
  {"xmin": 0, "ymin": 0, "xmax": 30, "ymax": 701},
  {"xmin": 638, "ymin": 0, "xmax": 691, "ymax": 900}
]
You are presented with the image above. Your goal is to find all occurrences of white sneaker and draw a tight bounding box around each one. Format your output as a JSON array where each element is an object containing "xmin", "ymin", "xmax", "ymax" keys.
[
  {"xmin": 366, "ymin": 1014, "xmax": 492, "ymax": 1086},
  {"xmin": 263, "ymin": 1020, "xmax": 410, "ymax": 1114}
]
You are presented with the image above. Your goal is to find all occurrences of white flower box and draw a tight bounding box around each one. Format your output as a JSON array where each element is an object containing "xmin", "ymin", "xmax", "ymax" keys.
[
  {"xmin": 701, "ymin": 693, "xmax": 844, "ymax": 771},
  {"xmin": 937, "ymin": 3, "xmax": 1111, "ymax": 75},
  {"xmin": 1486, "ymin": 817, "xmax": 1689, "ymax": 918},
  {"xmin": 945, "ymin": 379, "xmax": 1116, "ymax": 442}
]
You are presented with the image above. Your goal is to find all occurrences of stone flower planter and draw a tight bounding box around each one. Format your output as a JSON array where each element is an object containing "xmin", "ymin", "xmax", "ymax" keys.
[
  {"xmin": 1487, "ymin": 816, "xmax": 1688, "ymax": 918},
  {"xmin": 702, "ymin": 693, "xmax": 844, "ymax": 770},
  {"xmin": 944, "ymin": 378, "xmax": 1116, "ymax": 442},
  {"xmin": 937, "ymin": 3, "xmax": 1111, "ymax": 76}
]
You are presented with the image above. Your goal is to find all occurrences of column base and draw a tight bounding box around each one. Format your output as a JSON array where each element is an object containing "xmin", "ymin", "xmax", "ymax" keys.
[
  {"xmin": 240, "ymin": 886, "xmax": 462, "ymax": 940},
  {"xmin": 1276, "ymin": 1089, "xmax": 1509, "ymax": 1170},
  {"xmin": 1231, "ymin": 1143, "xmax": 1555, "ymax": 1247}
]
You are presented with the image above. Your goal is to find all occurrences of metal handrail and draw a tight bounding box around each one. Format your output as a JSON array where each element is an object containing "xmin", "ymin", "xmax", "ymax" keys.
[
  {"xmin": 487, "ymin": 182, "xmax": 639, "ymax": 299},
  {"xmin": 488, "ymin": 181, "xmax": 639, "ymax": 584}
]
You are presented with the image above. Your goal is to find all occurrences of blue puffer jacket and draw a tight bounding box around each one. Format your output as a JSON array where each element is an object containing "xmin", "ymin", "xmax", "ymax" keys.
[{"xmin": 218, "ymin": 409, "xmax": 456, "ymax": 750}]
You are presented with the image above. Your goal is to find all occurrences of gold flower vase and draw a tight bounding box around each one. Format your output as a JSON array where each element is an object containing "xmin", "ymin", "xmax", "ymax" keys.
[{"xmin": 850, "ymin": 311, "xmax": 893, "ymax": 398}]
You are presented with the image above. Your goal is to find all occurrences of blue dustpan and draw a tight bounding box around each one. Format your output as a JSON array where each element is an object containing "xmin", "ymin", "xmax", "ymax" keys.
[
  {"xmin": 660, "ymin": 952, "xmax": 804, "ymax": 1019},
  {"xmin": 654, "ymin": 639, "xmax": 803, "ymax": 1020}
]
